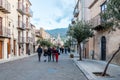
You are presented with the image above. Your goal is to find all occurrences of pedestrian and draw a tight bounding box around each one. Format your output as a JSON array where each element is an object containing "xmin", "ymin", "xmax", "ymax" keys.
[
  {"xmin": 43, "ymin": 48, "xmax": 48, "ymax": 62},
  {"xmin": 47, "ymin": 47, "xmax": 51, "ymax": 62},
  {"xmin": 37, "ymin": 45, "xmax": 42, "ymax": 62},
  {"xmin": 51, "ymin": 47, "xmax": 55, "ymax": 62},
  {"xmin": 27, "ymin": 49, "xmax": 30, "ymax": 55},
  {"xmin": 61, "ymin": 47, "xmax": 64, "ymax": 54},
  {"xmin": 65, "ymin": 47, "xmax": 67, "ymax": 54},
  {"xmin": 68, "ymin": 47, "xmax": 71, "ymax": 53},
  {"xmin": 53, "ymin": 47, "xmax": 59, "ymax": 62},
  {"xmin": 60, "ymin": 47, "xmax": 62, "ymax": 53}
]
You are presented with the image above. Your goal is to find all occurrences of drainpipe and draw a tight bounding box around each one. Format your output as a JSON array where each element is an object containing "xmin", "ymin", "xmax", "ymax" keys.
[{"xmin": 82, "ymin": 0, "xmax": 85, "ymax": 21}]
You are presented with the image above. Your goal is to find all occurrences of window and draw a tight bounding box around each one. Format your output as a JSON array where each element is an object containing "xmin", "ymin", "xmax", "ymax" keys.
[
  {"xmin": 101, "ymin": 1, "xmax": 107, "ymax": 22},
  {"xmin": 9, "ymin": 22, "xmax": 11, "ymax": 27},
  {"xmin": 101, "ymin": 1, "xmax": 107, "ymax": 13}
]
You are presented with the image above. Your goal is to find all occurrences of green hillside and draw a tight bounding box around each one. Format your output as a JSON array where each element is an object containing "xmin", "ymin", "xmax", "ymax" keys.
[{"xmin": 46, "ymin": 28, "xmax": 68, "ymax": 39}]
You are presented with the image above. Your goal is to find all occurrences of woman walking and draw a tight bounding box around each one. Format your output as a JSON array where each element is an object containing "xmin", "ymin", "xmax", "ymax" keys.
[
  {"xmin": 43, "ymin": 48, "xmax": 48, "ymax": 62},
  {"xmin": 53, "ymin": 47, "xmax": 59, "ymax": 62}
]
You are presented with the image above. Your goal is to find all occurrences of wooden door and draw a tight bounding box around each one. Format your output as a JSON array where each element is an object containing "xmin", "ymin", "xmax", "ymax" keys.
[
  {"xmin": 101, "ymin": 36, "xmax": 106, "ymax": 60},
  {"xmin": 0, "ymin": 17, "xmax": 2, "ymax": 35},
  {"xmin": 26, "ymin": 44, "xmax": 29, "ymax": 54},
  {"xmin": 7, "ymin": 39, "xmax": 11, "ymax": 58},
  {"xmin": 14, "ymin": 40, "xmax": 16, "ymax": 55},
  {"xmin": 0, "ymin": 41, "xmax": 2, "ymax": 59}
]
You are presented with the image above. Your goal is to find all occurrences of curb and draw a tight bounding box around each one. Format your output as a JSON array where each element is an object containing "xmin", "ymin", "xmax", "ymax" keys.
[
  {"xmin": 72, "ymin": 58, "xmax": 96, "ymax": 80},
  {"xmin": 0, "ymin": 53, "xmax": 37, "ymax": 64}
]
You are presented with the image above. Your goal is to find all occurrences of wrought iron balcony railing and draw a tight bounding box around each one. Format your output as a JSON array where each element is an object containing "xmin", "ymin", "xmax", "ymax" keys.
[
  {"xmin": 17, "ymin": 2, "xmax": 25, "ymax": 15},
  {"xmin": 0, "ymin": 0, "xmax": 11, "ymax": 13},
  {"xmin": 73, "ymin": 8, "xmax": 79, "ymax": 17},
  {"xmin": 0, "ymin": 27, "xmax": 11, "ymax": 38},
  {"xmin": 71, "ymin": 17, "xmax": 78, "ymax": 24},
  {"xmin": 89, "ymin": 14, "xmax": 102, "ymax": 28},
  {"xmin": 18, "ymin": 37, "xmax": 25, "ymax": 43},
  {"xmin": 26, "ymin": 23, "xmax": 31, "ymax": 30},
  {"xmin": 17, "ymin": 21, "xmax": 26, "ymax": 30},
  {"xmin": 26, "ymin": 8, "xmax": 33, "ymax": 17}
]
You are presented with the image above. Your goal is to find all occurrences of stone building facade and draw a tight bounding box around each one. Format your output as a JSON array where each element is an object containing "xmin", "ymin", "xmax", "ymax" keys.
[
  {"xmin": 72, "ymin": 0, "xmax": 120, "ymax": 65},
  {"xmin": 88, "ymin": 0, "xmax": 120, "ymax": 65},
  {"xmin": 0, "ymin": 0, "xmax": 35, "ymax": 60}
]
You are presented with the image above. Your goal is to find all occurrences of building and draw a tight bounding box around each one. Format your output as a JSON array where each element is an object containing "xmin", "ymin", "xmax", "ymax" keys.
[
  {"xmin": 0, "ymin": 0, "xmax": 34, "ymax": 60},
  {"xmin": 35, "ymin": 29, "xmax": 42, "ymax": 51},
  {"xmin": 0, "ymin": 0, "xmax": 11, "ymax": 59},
  {"xmin": 88, "ymin": 0, "xmax": 120, "ymax": 64},
  {"xmin": 71, "ymin": 0, "xmax": 93, "ymax": 57}
]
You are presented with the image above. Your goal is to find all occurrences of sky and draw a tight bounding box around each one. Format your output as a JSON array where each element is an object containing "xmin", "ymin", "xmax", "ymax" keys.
[{"xmin": 30, "ymin": 0, "xmax": 76, "ymax": 30}]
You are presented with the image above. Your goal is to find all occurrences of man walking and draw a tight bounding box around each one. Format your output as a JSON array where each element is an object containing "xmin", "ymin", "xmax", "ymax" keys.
[
  {"xmin": 37, "ymin": 45, "xmax": 42, "ymax": 62},
  {"xmin": 47, "ymin": 47, "xmax": 51, "ymax": 62}
]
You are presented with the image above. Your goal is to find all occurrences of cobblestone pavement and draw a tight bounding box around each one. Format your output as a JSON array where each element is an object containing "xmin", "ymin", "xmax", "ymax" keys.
[{"xmin": 0, "ymin": 54, "xmax": 87, "ymax": 80}]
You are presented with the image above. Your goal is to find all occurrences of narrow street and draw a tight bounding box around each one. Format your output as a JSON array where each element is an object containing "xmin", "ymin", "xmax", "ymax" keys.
[{"xmin": 0, "ymin": 54, "xmax": 87, "ymax": 80}]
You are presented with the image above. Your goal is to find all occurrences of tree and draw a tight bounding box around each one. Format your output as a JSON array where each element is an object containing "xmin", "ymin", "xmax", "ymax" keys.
[
  {"xmin": 37, "ymin": 39, "xmax": 53, "ymax": 48},
  {"xmin": 101, "ymin": 0, "xmax": 120, "ymax": 30},
  {"xmin": 101, "ymin": 0, "xmax": 120, "ymax": 76},
  {"xmin": 64, "ymin": 39, "xmax": 71, "ymax": 47},
  {"xmin": 67, "ymin": 21, "xmax": 93, "ymax": 60}
]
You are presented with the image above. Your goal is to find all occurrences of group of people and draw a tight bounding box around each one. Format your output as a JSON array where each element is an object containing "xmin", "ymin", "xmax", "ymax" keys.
[
  {"xmin": 59, "ymin": 47, "xmax": 71, "ymax": 54},
  {"xmin": 37, "ymin": 45, "xmax": 60, "ymax": 62}
]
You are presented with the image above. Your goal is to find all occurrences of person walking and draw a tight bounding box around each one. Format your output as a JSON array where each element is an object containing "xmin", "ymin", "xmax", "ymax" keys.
[
  {"xmin": 65, "ymin": 47, "xmax": 67, "ymax": 54},
  {"xmin": 53, "ymin": 47, "xmax": 59, "ymax": 62},
  {"xmin": 68, "ymin": 47, "xmax": 71, "ymax": 53},
  {"xmin": 47, "ymin": 47, "xmax": 51, "ymax": 62},
  {"xmin": 43, "ymin": 48, "xmax": 48, "ymax": 62},
  {"xmin": 51, "ymin": 47, "xmax": 55, "ymax": 62},
  {"xmin": 61, "ymin": 47, "xmax": 64, "ymax": 54},
  {"xmin": 27, "ymin": 49, "xmax": 30, "ymax": 55},
  {"xmin": 37, "ymin": 45, "xmax": 42, "ymax": 62}
]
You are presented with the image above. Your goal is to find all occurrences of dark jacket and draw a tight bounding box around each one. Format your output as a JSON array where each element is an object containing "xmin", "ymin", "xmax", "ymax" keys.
[
  {"xmin": 43, "ymin": 49, "xmax": 48, "ymax": 56},
  {"xmin": 47, "ymin": 48, "xmax": 51, "ymax": 55},
  {"xmin": 37, "ymin": 48, "xmax": 42, "ymax": 54}
]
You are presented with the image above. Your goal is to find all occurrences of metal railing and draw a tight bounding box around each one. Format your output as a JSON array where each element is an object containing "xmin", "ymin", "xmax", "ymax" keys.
[
  {"xmin": 17, "ymin": 2, "xmax": 25, "ymax": 14},
  {"xmin": 26, "ymin": 22, "xmax": 31, "ymax": 29},
  {"xmin": 26, "ymin": 7, "xmax": 33, "ymax": 17},
  {"xmin": 89, "ymin": 14, "xmax": 101, "ymax": 28},
  {"xmin": 73, "ymin": 8, "xmax": 79, "ymax": 17},
  {"xmin": 18, "ymin": 21, "xmax": 25, "ymax": 30},
  {"xmin": 18, "ymin": 37, "xmax": 25, "ymax": 43},
  {"xmin": 0, "ymin": 27, "xmax": 11, "ymax": 37},
  {"xmin": 26, "ymin": 37, "xmax": 31, "ymax": 43},
  {"xmin": 0, "ymin": 0, "xmax": 11, "ymax": 13}
]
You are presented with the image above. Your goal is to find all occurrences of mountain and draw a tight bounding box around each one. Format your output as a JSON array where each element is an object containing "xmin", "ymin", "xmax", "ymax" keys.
[{"xmin": 46, "ymin": 28, "xmax": 68, "ymax": 39}]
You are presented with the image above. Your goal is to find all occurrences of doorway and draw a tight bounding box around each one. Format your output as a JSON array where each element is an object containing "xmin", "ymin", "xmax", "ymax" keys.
[{"xmin": 101, "ymin": 36, "xmax": 106, "ymax": 60}]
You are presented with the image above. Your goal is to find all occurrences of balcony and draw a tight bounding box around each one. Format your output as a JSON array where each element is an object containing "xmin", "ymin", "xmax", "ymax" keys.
[
  {"xmin": 26, "ymin": 37, "xmax": 31, "ymax": 43},
  {"xmin": 71, "ymin": 18, "xmax": 77, "ymax": 24},
  {"xmin": 17, "ymin": 2, "xmax": 25, "ymax": 15},
  {"xmin": 33, "ymin": 39, "xmax": 36, "ymax": 45},
  {"xmin": 17, "ymin": 21, "xmax": 25, "ymax": 30},
  {"xmin": 73, "ymin": 8, "xmax": 79, "ymax": 17},
  {"xmin": 0, "ymin": 27, "xmax": 11, "ymax": 38},
  {"xmin": 0, "ymin": 0, "xmax": 11, "ymax": 13},
  {"xmin": 89, "ymin": 13, "xmax": 104, "ymax": 30},
  {"xmin": 25, "ymin": 8, "xmax": 33, "ymax": 17},
  {"xmin": 26, "ymin": 23, "xmax": 31, "ymax": 30},
  {"xmin": 35, "ymin": 31, "xmax": 41, "ymax": 37},
  {"xmin": 18, "ymin": 37, "xmax": 25, "ymax": 44}
]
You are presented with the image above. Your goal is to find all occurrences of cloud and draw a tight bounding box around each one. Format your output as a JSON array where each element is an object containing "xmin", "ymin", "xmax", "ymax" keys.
[{"xmin": 30, "ymin": 0, "xmax": 75, "ymax": 30}]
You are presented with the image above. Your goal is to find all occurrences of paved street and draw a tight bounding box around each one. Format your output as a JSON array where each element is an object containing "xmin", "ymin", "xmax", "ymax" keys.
[{"xmin": 0, "ymin": 54, "xmax": 87, "ymax": 80}]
